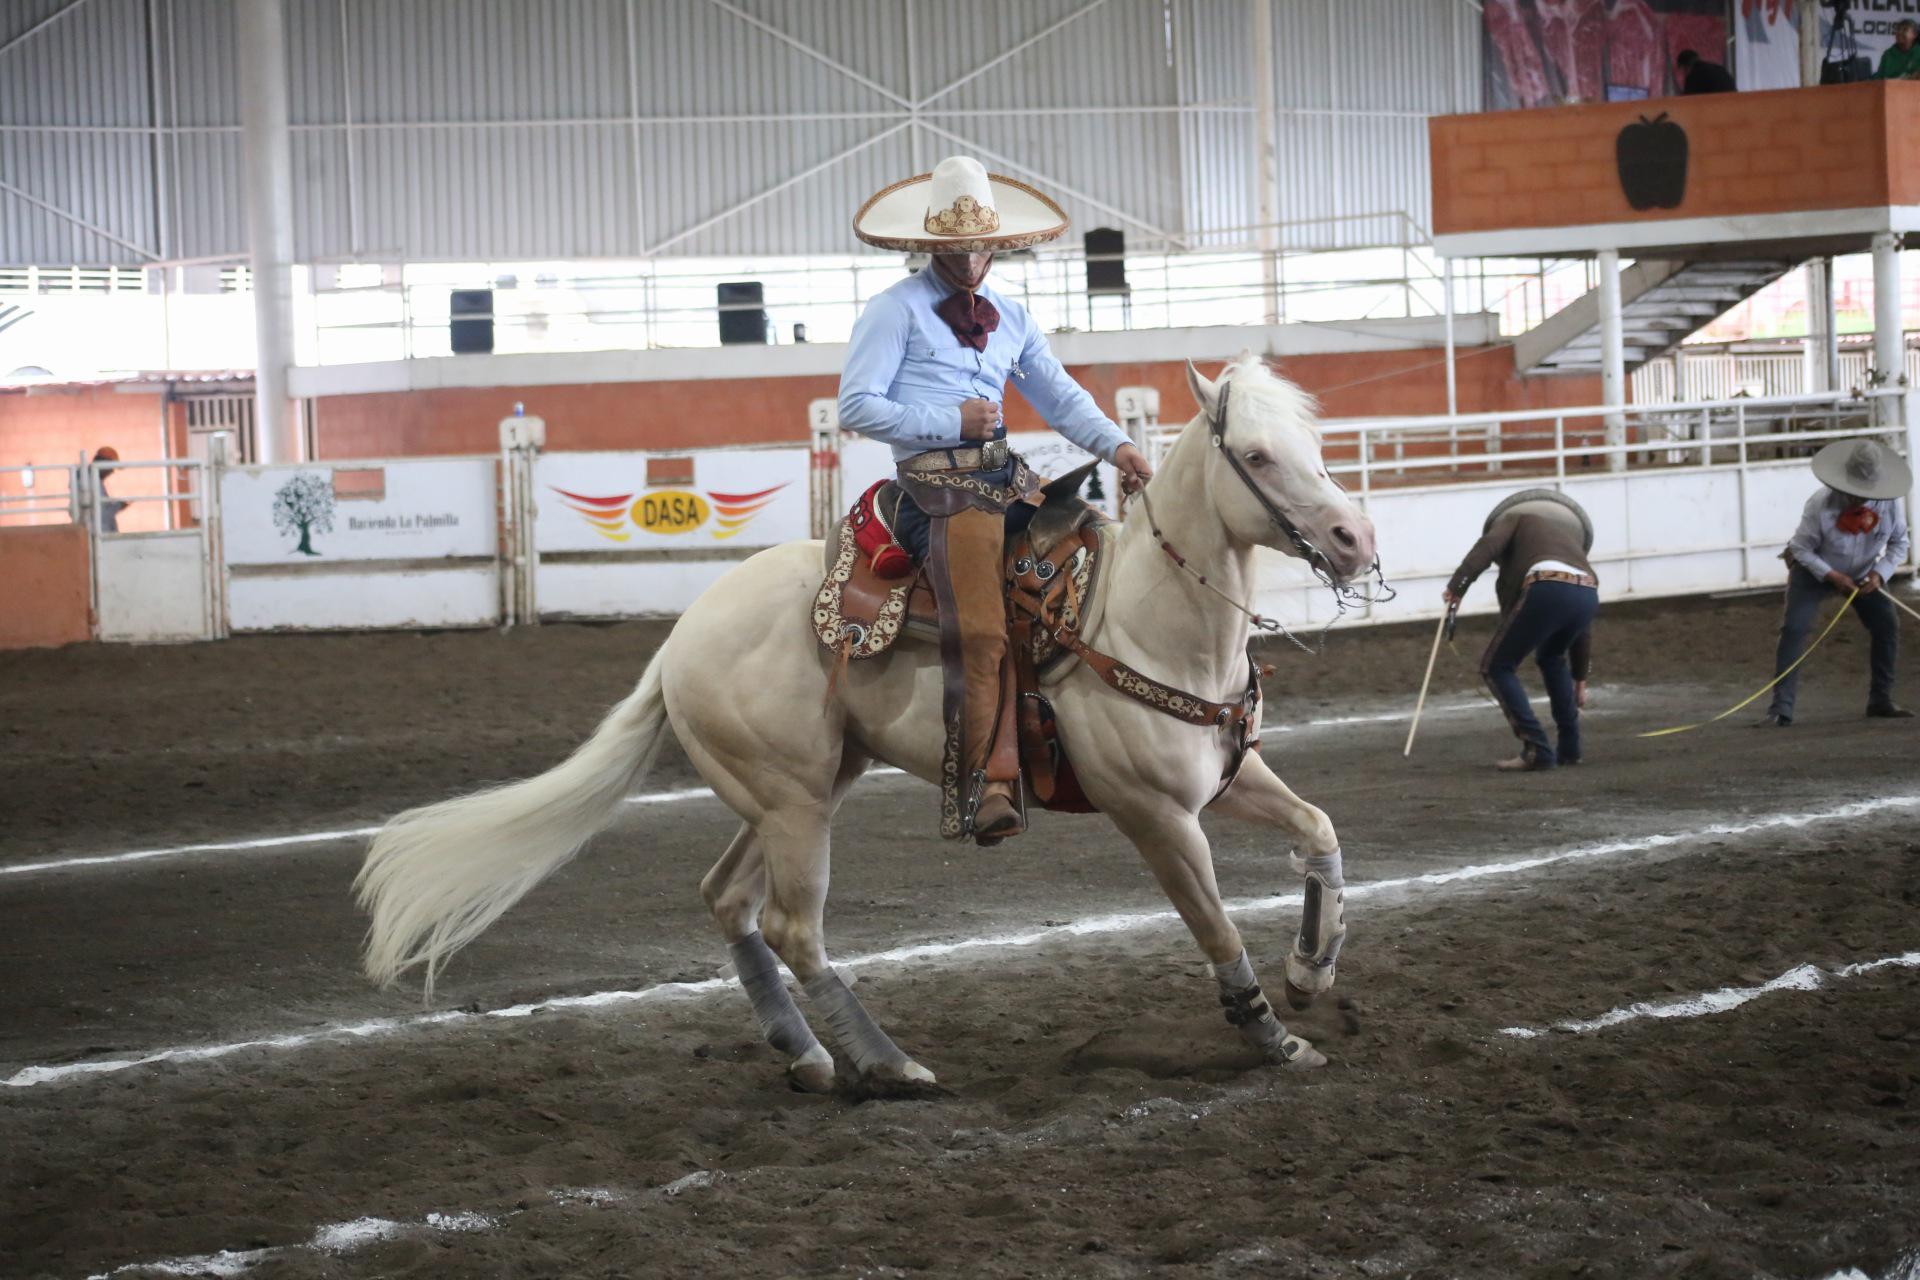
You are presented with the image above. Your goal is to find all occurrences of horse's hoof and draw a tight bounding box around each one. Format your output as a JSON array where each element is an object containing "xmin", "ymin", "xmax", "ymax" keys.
[
  {"xmin": 891, "ymin": 1058, "xmax": 938, "ymax": 1086},
  {"xmin": 1272, "ymin": 1036, "xmax": 1328, "ymax": 1072},
  {"xmin": 787, "ymin": 1046, "xmax": 836, "ymax": 1095},
  {"xmin": 1282, "ymin": 978, "xmax": 1316, "ymax": 1011},
  {"xmin": 841, "ymin": 1060, "xmax": 950, "ymax": 1102}
]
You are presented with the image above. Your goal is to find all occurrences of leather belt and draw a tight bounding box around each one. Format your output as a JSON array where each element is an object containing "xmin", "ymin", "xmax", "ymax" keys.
[
  {"xmin": 903, "ymin": 438, "xmax": 1010, "ymax": 473},
  {"xmin": 1524, "ymin": 569, "xmax": 1598, "ymax": 588}
]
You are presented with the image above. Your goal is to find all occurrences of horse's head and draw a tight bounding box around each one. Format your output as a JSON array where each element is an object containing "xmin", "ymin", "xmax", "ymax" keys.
[{"xmin": 1186, "ymin": 353, "xmax": 1376, "ymax": 584}]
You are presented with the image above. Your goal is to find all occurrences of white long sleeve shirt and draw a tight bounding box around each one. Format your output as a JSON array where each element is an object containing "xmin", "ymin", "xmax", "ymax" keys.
[
  {"xmin": 836, "ymin": 269, "xmax": 1130, "ymax": 464},
  {"xmin": 1786, "ymin": 487, "xmax": 1911, "ymax": 582}
]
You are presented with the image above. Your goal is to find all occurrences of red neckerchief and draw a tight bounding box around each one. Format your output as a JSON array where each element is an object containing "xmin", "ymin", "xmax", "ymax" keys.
[
  {"xmin": 933, "ymin": 286, "xmax": 999, "ymax": 352},
  {"xmin": 1837, "ymin": 503, "xmax": 1880, "ymax": 536}
]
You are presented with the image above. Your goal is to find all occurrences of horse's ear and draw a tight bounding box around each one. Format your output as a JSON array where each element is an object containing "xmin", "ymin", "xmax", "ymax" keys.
[
  {"xmin": 1186, "ymin": 359, "xmax": 1217, "ymax": 415},
  {"xmin": 1041, "ymin": 459, "xmax": 1099, "ymax": 502}
]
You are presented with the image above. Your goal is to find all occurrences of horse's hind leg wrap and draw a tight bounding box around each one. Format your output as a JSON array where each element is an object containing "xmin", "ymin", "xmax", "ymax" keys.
[
  {"xmin": 1286, "ymin": 848, "xmax": 1346, "ymax": 997},
  {"xmin": 730, "ymin": 931, "xmax": 825, "ymax": 1061},
  {"xmin": 802, "ymin": 970, "xmax": 919, "ymax": 1078},
  {"xmin": 1214, "ymin": 952, "xmax": 1316, "ymax": 1065}
]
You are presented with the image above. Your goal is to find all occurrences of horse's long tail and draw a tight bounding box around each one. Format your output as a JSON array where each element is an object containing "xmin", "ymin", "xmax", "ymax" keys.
[{"xmin": 355, "ymin": 650, "xmax": 671, "ymax": 998}]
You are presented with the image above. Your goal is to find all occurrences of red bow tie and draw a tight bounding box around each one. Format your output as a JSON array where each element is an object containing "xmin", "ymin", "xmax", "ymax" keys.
[
  {"xmin": 1837, "ymin": 504, "xmax": 1879, "ymax": 535},
  {"xmin": 933, "ymin": 289, "xmax": 999, "ymax": 352}
]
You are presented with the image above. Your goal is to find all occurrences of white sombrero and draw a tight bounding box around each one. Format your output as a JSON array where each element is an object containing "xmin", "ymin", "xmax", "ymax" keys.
[
  {"xmin": 1811, "ymin": 437, "xmax": 1912, "ymax": 501},
  {"xmin": 854, "ymin": 155, "xmax": 1069, "ymax": 253}
]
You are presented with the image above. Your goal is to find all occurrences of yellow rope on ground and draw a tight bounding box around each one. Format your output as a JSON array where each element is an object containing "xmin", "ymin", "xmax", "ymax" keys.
[{"xmin": 1639, "ymin": 588, "xmax": 1859, "ymax": 738}]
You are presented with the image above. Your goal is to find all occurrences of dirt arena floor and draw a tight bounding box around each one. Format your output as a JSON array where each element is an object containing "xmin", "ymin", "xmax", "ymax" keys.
[{"xmin": 3, "ymin": 588, "xmax": 1918, "ymax": 1279}]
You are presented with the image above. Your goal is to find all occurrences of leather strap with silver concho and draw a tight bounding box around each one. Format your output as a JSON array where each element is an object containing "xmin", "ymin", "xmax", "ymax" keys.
[{"xmin": 902, "ymin": 437, "xmax": 1010, "ymax": 473}]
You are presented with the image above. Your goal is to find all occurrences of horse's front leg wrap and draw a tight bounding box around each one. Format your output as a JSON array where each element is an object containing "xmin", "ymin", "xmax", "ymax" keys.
[
  {"xmin": 730, "ymin": 932, "xmax": 825, "ymax": 1059},
  {"xmin": 802, "ymin": 970, "xmax": 918, "ymax": 1079},
  {"xmin": 1285, "ymin": 848, "xmax": 1346, "ymax": 1005},
  {"xmin": 1213, "ymin": 952, "xmax": 1319, "ymax": 1067}
]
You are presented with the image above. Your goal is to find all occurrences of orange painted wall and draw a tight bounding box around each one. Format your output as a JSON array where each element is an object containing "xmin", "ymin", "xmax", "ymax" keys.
[
  {"xmin": 1430, "ymin": 80, "xmax": 1914, "ymax": 236},
  {"xmin": 313, "ymin": 348, "xmax": 1599, "ymax": 458},
  {"xmin": 0, "ymin": 524, "xmax": 91, "ymax": 649},
  {"xmin": 0, "ymin": 387, "xmax": 175, "ymax": 531}
]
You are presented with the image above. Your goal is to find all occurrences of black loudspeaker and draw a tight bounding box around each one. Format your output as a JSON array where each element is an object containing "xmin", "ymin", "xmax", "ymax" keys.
[
  {"xmin": 717, "ymin": 281, "xmax": 769, "ymax": 345},
  {"xmin": 450, "ymin": 289, "xmax": 494, "ymax": 354},
  {"xmin": 1084, "ymin": 227, "xmax": 1127, "ymax": 295}
]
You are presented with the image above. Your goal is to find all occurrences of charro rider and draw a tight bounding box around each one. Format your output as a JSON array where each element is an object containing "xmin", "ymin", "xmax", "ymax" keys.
[
  {"xmin": 838, "ymin": 156, "xmax": 1154, "ymax": 843},
  {"xmin": 1442, "ymin": 492, "xmax": 1599, "ymax": 771},
  {"xmin": 1756, "ymin": 437, "xmax": 1912, "ymax": 727}
]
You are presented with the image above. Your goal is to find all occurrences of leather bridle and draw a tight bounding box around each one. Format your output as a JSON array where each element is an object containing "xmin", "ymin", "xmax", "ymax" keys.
[{"xmin": 1204, "ymin": 378, "xmax": 1394, "ymax": 609}]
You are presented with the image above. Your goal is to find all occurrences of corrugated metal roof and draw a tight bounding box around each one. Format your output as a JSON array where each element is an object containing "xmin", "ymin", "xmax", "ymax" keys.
[{"xmin": 0, "ymin": 0, "xmax": 1478, "ymax": 266}]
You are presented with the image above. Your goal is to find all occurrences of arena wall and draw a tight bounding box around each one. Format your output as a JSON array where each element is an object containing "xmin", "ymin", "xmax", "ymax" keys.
[
  {"xmin": 0, "ymin": 524, "xmax": 91, "ymax": 648},
  {"xmin": 304, "ymin": 346, "xmax": 1596, "ymax": 460}
]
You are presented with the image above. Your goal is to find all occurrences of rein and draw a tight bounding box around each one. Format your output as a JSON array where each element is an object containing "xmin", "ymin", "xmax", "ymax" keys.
[{"xmin": 1125, "ymin": 376, "xmax": 1396, "ymax": 654}]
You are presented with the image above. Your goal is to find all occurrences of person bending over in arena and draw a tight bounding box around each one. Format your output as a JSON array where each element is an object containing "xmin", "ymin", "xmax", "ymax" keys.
[{"xmin": 1443, "ymin": 495, "xmax": 1598, "ymax": 771}]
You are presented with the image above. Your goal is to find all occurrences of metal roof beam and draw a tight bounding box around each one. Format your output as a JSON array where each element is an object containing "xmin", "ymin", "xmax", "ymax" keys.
[
  {"xmin": 0, "ymin": 0, "xmax": 92, "ymax": 60},
  {"xmin": 697, "ymin": 0, "xmax": 912, "ymax": 110},
  {"xmin": 643, "ymin": 122, "xmax": 910, "ymax": 257},
  {"xmin": 916, "ymin": 0, "xmax": 1113, "ymax": 108},
  {"xmin": 0, "ymin": 176, "xmax": 156, "ymax": 260}
]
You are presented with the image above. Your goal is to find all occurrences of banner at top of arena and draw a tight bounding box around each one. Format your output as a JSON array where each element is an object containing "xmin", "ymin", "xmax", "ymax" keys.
[{"xmin": 1482, "ymin": 0, "xmax": 1730, "ymax": 111}]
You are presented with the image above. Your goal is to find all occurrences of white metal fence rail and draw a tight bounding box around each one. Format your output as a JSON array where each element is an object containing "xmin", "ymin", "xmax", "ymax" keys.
[{"xmin": 8, "ymin": 391, "xmax": 1913, "ymax": 644}]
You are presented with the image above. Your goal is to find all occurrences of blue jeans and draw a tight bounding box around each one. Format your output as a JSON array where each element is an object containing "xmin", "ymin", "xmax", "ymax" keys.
[
  {"xmin": 1766, "ymin": 566, "xmax": 1899, "ymax": 718},
  {"xmin": 1481, "ymin": 580, "xmax": 1599, "ymax": 765}
]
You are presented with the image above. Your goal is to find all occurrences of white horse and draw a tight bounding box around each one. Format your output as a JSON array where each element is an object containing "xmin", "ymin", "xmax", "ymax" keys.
[{"xmin": 356, "ymin": 354, "xmax": 1379, "ymax": 1092}]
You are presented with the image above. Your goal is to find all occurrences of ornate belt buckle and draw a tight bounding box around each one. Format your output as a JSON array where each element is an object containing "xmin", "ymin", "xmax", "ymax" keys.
[{"xmin": 981, "ymin": 438, "xmax": 1008, "ymax": 470}]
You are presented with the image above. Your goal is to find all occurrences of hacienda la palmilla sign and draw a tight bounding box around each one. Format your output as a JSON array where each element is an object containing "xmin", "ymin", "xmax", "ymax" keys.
[{"xmin": 553, "ymin": 482, "xmax": 789, "ymax": 542}]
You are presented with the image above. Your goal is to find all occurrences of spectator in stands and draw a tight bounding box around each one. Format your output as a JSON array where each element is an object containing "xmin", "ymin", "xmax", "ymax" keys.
[
  {"xmin": 1876, "ymin": 21, "xmax": 1920, "ymax": 79},
  {"xmin": 1757, "ymin": 439, "xmax": 1912, "ymax": 726},
  {"xmin": 91, "ymin": 446, "xmax": 128, "ymax": 533},
  {"xmin": 1676, "ymin": 49, "xmax": 1735, "ymax": 95}
]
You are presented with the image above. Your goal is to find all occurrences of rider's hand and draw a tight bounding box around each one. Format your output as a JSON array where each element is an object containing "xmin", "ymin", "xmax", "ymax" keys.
[
  {"xmin": 959, "ymin": 399, "xmax": 1001, "ymax": 441},
  {"xmin": 1441, "ymin": 588, "xmax": 1459, "ymax": 607},
  {"xmin": 1114, "ymin": 443, "xmax": 1153, "ymax": 492},
  {"xmin": 1575, "ymin": 679, "xmax": 1589, "ymax": 709},
  {"xmin": 1827, "ymin": 569, "xmax": 1859, "ymax": 593},
  {"xmin": 1861, "ymin": 570, "xmax": 1885, "ymax": 595}
]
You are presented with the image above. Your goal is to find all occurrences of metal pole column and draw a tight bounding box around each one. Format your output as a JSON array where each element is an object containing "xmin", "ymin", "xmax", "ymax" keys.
[
  {"xmin": 1598, "ymin": 247, "xmax": 1627, "ymax": 472},
  {"xmin": 1250, "ymin": 0, "xmax": 1280, "ymax": 326},
  {"xmin": 236, "ymin": 0, "xmax": 297, "ymax": 464},
  {"xmin": 1873, "ymin": 232, "xmax": 1906, "ymax": 425},
  {"xmin": 1804, "ymin": 257, "xmax": 1840, "ymax": 393},
  {"xmin": 1443, "ymin": 257, "xmax": 1457, "ymax": 416}
]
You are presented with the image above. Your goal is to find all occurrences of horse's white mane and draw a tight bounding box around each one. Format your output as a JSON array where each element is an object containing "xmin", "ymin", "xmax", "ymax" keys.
[{"xmin": 1221, "ymin": 353, "xmax": 1320, "ymax": 441}]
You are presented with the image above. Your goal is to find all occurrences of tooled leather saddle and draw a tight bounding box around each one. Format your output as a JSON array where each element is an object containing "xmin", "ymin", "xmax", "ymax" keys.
[
  {"xmin": 812, "ymin": 463, "xmax": 1110, "ymax": 811},
  {"xmin": 812, "ymin": 461, "xmax": 1265, "ymax": 814}
]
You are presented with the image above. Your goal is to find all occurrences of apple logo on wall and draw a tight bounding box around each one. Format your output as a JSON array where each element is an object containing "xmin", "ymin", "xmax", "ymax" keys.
[{"xmin": 1616, "ymin": 113, "xmax": 1688, "ymax": 211}]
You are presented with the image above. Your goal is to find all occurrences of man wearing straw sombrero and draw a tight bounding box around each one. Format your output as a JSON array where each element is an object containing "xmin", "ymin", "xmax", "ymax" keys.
[
  {"xmin": 1756, "ymin": 438, "xmax": 1913, "ymax": 726},
  {"xmin": 839, "ymin": 156, "xmax": 1155, "ymax": 844}
]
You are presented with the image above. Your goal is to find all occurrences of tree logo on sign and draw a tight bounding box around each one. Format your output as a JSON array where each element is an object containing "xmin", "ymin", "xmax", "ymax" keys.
[{"xmin": 272, "ymin": 472, "xmax": 335, "ymax": 556}]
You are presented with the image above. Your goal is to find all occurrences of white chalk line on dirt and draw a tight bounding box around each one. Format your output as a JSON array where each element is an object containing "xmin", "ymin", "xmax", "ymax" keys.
[
  {"xmin": 0, "ymin": 700, "xmax": 1511, "ymax": 881},
  {"xmin": 1500, "ymin": 952, "xmax": 1920, "ymax": 1040},
  {"xmin": 8, "ymin": 791, "xmax": 1915, "ymax": 1092},
  {"xmin": 82, "ymin": 1186, "xmax": 663, "ymax": 1280}
]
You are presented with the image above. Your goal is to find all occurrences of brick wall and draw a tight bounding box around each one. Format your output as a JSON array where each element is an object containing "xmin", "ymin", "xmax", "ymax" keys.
[
  {"xmin": 1431, "ymin": 81, "xmax": 1914, "ymax": 236},
  {"xmin": 310, "ymin": 347, "xmax": 1598, "ymax": 458},
  {"xmin": 0, "ymin": 387, "xmax": 177, "ymax": 531},
  {"xmin": 0, "ymin": 525, "xmax": 90, "ymax": 648}
]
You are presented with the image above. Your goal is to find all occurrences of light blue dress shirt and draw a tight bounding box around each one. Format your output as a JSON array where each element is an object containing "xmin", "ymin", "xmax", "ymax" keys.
[
  {"xmin": 1787, "ymin": 488, "xmax": 1911, "ymax": 582},
  {"xmin": 837, "ymin": 269, "xmax": 1131, "ymax": 464}
]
